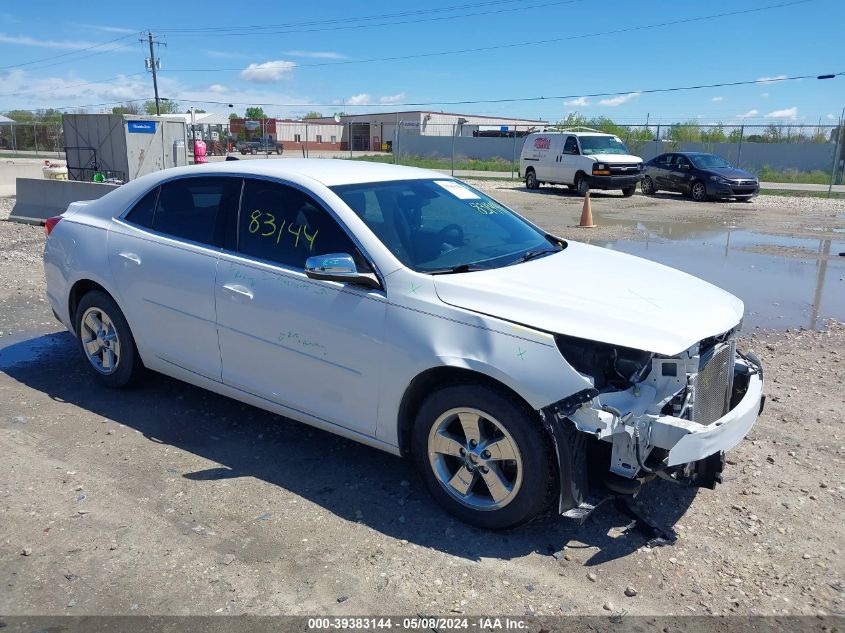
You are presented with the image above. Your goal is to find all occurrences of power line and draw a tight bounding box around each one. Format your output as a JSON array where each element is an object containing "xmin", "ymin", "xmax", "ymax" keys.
[
  {"xmin": 158, "ymin": 0, "xmax": 583, "ymax": 38},
  {"xmin": 165, "ymin": 0, "xmax": 813, "ymax": 73},
  {"xmin": 155, "ymin": 0, "xmax": 539, "ymax": 33},
  {"xmin": 170, "ymin": 72, "xmax": 844, "ymax": 109},
  {"xmin": 0, "ymin": 32, "xmax": 140, "ymax": 72}
]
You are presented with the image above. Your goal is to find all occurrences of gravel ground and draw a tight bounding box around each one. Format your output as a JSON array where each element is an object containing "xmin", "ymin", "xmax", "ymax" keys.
[{"xmin": 0, "ymin": 193, "xmax": 843, "ymax": 618}]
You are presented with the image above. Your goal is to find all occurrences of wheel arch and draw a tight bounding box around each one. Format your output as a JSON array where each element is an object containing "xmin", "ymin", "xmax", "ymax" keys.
[{"xmin": 396, "ymin": 365, "xmax": 541, "ymax": 457}]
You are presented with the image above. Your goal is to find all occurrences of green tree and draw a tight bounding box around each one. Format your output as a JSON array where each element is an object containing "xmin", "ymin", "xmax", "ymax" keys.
[
  {"xmin": 143, "ymin": 99, "xmax": 180, "ymax": 114},
  {"xmin": 4, "ymin": 110, "xmax": 35, "ymax": 123},
  {"xmin": 228, "ymin": 112, "xmax": 239, "ymax": 120},
  {"xmin": 112, "ymin": 102, "xmax": 142, "ymax": 115},
  {"xmin": 668, "ymin": 120, "xmax": 702, "ymax": 143},
  {"xmin": 700, "ymin": 123, "xmax": 727, "ymax": 143},
  {"xmin": 303, "ymin": 111, "xmax": 323, "ymax": 119},
  {"xmin": 727, "ymin": 128, "xmax": 743, "ymax": 143},
  {"xmin": 245, "ymin": 106, "xmax": 266, "ymax": 119}
]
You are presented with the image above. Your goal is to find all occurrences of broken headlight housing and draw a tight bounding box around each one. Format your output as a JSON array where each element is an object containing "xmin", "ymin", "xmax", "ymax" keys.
[{"xmin": 554, "ymin": 334, "xmax": 653, "ymax": 393}]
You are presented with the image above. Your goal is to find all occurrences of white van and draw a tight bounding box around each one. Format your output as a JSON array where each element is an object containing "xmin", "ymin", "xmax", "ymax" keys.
[{"xmin": 519, "ymin": 129, "xmax": 643, "ymax": 196}]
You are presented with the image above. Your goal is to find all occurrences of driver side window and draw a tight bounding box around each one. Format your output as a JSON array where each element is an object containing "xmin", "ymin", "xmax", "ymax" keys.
[{"xmin": 563, "ymin": 136, "xmax": 579, "ymax": 155}]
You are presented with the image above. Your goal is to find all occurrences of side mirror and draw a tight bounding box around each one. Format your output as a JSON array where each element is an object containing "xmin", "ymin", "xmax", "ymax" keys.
[{"xmin": 305, "ymin": 253, "xmax": 381, "ymax": 289}]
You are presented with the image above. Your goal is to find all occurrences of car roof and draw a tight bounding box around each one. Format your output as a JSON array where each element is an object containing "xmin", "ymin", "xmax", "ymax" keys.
[{"xmin": 143, "ymin": 159, "xmax": 446, "ymax": 187}]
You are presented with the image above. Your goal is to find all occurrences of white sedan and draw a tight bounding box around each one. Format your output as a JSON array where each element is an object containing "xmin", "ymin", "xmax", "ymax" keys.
[{"xmin": 44, "ymin": 159, "xmax": 763, "ymax": 529}]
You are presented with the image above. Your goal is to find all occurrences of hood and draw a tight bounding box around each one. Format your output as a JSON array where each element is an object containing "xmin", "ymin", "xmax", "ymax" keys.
[
  {"xmin": 586, "ymin": 153, "xmax": 642, "ymax": 164},
  {"xmin": 432, "ymin": 241, "xmax": 743, "ymax": 356},
  {"xmin": 705, "ymin": 166, "xmax": 756, "ymax": 180}
]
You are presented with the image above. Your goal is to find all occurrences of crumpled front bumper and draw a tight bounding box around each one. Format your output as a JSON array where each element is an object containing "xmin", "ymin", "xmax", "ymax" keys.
[{"xmin": 650, "ymin": 368, "xmax": 764, "ymax": 466}]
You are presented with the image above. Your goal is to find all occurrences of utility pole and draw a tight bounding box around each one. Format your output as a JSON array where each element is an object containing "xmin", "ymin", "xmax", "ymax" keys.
[{"xmin": 142, "ymin": 32, "xmax": 162, "ymax": 115}]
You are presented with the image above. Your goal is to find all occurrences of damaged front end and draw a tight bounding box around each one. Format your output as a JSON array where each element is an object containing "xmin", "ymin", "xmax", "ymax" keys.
[{"xmin": 540, "ymin": 328, "xmax": 764, "ymax": 520}]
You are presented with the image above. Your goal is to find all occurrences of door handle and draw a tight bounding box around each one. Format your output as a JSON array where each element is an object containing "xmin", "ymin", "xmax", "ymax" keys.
[
  {"xmin": 118, "ymin": 252, "xmax": 141, "ymax": 265},
  {"xmin": 222, "ymin": 283, "xmax": 254, "ymax": 300}
]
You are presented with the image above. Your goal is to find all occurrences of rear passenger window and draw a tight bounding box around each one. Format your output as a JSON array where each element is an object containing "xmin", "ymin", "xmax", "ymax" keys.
[
  {"xmin": 153, "ymin": 177, "xmax": 241, "ymax": 246},
  {"xmin": 124, "ymin": 187, "xmax": 158, "ymax": 228},
  {"xmin": 238, "ymin": 179, "xmax": 359, "ymax": 270}
]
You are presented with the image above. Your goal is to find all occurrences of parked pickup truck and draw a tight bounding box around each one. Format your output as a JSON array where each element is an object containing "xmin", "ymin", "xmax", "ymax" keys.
[{"xmin": 238, "ymin": 139, "xmax": 283, "ymax": 155}]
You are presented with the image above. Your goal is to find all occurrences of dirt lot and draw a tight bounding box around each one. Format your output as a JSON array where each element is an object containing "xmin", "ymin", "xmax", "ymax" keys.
[{"xmin": 0, "ymin": 189, "xmax": 843, "ymax": 618}]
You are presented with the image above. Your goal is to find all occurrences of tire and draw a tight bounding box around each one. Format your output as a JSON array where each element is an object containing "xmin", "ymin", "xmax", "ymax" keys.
[
  {"xmin": 690, "ymin": 180, "xmax": 709, "ymax": 202},
  {"xmin": 251, "ymin": 148, "xmax": 257, "ymax": 155},
  {"xmin": 640, "ymin": 176, "xmax": 656, "ymax": 195},
  {"xmin": 574, "ymin": 173, "xmax": 589, "ymax": 197},
  {"xmin": 275, "ymin": 148, "xmax": 282, "ymax": 155},
  {"xmin": 74, "ymin": 290, "xmax": 142, "ymax": 388},
  {"xmin": 412, "ymin": 384, "xmax": 556, "ymax": 529},
  {"xmin": 525, "ymin": 169, "xmax": 539, "ymax": 190},
  {"xmin": 622, "ymin": 185, "xmax": 636, "ymax": 197}
]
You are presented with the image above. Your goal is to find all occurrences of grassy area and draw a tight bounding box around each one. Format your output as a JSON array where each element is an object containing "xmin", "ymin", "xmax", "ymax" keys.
[
  {"xmin": 759, "ymin": 188, "xmax": 844, "ymax": 199},
  {"xmin": 347, "ymin": 154, "xmax": 515, "ymax": 172},
  {"xmin": 758, "ymin": 166, "xmax": 832, "ymax": 185}
]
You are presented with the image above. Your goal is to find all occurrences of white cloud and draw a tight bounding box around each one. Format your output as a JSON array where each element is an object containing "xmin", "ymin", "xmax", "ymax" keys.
[
  {"xmin": 75, "ymin": 24, "xmax": 137, "ymax": 34},
  {"xmin": 598, "ymin": 92, "xmax": 641, "ymax": 107},
  {"xmin": 0, "ymin": 32, "xmax": 129, "ymax": 51},
  {"xmin": 347, "ymin": 93, "xmax": 372, "ymax": 105},
  {"xmin": 711, "ymin": 96, "xmax": 724, "ymax": 102},
  {"xmin": 736, "ymin": 109, "xmax": 759, "ymax": 120},
  {"xmin": 207, "ymin": 84, "xmax": 227, "ymax": 94},
  {"xmin": 379, "ymin": 93, "xmax": 406, "ymax": 104},
  {"xmin": 827, "ymin": 113, "xmax": 837, "ymax": 120},
  {"xmin": 240, "ymin": 60, "xmax": 296, "ymax": 83},
  {"xmin": 757, "ymin": 75, "xmax": 787, "ymax": 84},
  {"xmin": 283, "ymin": 50, "xmax": 346, "ymax": 59},
  {"xmin": 760, "ymin": 92, "xmax": 769, "ymax": 98},
  {"xmin": 564, "ymin": 97, "xmax": 589, "ymax": 107},
  {"xmin": 764, "ymin": 107, "xmax": 798, "ymax": 120}
]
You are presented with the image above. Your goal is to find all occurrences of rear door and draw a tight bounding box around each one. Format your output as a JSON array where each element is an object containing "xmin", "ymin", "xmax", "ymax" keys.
[
  {"xmin": 108, "ymin": 176, "xmax": 241, "ymax": 380},
  {"xmin": 650, "ymin": 153, "xmax": 674, "ymax": 189}
]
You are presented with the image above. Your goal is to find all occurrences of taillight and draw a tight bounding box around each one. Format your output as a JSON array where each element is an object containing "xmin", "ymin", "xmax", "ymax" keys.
[{"xmin": 44, "ymin": 216, "xmax": 62, "ymax": 237}]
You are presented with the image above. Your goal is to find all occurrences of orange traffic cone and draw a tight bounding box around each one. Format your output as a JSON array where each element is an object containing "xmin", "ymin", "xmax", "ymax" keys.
[{"xmin": 577, "ymin": 190, "xmax": 597, "ymax": 228}]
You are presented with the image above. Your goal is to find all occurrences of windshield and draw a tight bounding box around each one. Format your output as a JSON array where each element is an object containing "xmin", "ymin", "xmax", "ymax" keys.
[
  {"xmin": 689, "ymin": 154, "xmax": 733, "ymax": 169},
  {"xmin": 331, "ymin": 179, "xmax": 559, "ymax": 273},
  {"xmin": 578, "ymin": 135, "xmax": 630, "ymax": 155}
]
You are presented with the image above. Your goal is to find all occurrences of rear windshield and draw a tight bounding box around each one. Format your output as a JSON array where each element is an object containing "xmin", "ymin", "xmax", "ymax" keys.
[
  {"xmin": 578, "ymin": 135, "xmax": 630, "ymax": 155},
  {"xmin": 331, "ymin": 179, "xmax": 555, "ymax": 273}
]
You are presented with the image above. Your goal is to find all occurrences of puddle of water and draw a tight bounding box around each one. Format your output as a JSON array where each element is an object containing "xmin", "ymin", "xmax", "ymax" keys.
[
  {"xmin": 0, "ymin": 330, "xmax": 70, "ymax": 370},
  {"xmin": 589, "ymin": 227, "xmax": 845, "ymax": 330}
]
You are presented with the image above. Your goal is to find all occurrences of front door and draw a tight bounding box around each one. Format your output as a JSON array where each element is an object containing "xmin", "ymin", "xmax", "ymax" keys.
[
  {"xmin": 108, "ymin": 176, "xmax": 241, "ymax": 380},
  {"xmin": 669, "ymin": 154, "xmax": 694, "ymax": 193},
  {"xmin": 215, "ymin": 178, "xmax": 387, "ymax": 436}
]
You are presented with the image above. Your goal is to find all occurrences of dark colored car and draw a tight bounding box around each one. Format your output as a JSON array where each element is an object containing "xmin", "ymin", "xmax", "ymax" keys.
[{"xmin": 640, "ymin": 152, "xmax": 759, "ymax": 202}]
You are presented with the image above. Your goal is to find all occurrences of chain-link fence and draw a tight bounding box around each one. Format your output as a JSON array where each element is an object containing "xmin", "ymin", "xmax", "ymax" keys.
[
  {"xmin": 389, "ymin": 122, "xmax": 845, "ymax": 186},
  {"xmin": 0, "ymin": 122, "xmax": 64, "ymax": 158}
]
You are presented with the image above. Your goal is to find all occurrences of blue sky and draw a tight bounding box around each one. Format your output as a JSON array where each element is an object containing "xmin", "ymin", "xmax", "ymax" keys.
[{"xmin": 1, "ymin": 0, "xmax": 843, "ymax": 126}]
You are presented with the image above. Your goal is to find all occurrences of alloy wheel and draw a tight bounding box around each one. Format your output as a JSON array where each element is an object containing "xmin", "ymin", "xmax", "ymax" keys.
[
  {"xmin": 691, "ymin": 182, "xmax": 707, "ymax": 201},
  {"xmin": 427, "ymin": 407, "xmax": 523, "ymax": 511},
  {"xmin": 80, "ymin": 307, "xmax": 121, "ymax": 375}
]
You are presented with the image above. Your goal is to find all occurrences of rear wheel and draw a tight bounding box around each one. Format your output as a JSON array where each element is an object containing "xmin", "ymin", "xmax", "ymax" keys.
[
  {"xmin": 622, "ymin": 185, "xmax": 636, "ymax": 197},
  {"xmin": 640, "ymin": 176, "xmax": 656, "ymax": 195},
  {"xmin": 412, "ymin": 384, "xmax": 556, "ymax": 529},
  {"xmin": 525, "ymin": 169, "xmax": 539, "ymax": 190},
  {"xmin": 75, "ymin": 291, "xmax": 142, "ymax": 388},
  {"xmin": 690, "ymin": 180, "xmax": 708, "ymax": 202}
]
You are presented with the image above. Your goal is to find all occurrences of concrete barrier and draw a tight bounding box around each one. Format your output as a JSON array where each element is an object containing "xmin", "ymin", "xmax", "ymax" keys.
[
  {"xmin": 0, "ymin": 160, "xmax": 45, "ymax": 196},
  {"xmin": 9, "ymin": 178, "xmax": 119, "ymax": 224}
]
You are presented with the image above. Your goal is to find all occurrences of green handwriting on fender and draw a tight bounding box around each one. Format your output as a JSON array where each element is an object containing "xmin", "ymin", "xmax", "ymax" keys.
[
  {"xmin": 278, "ymin": 330, "xmax": 328, "ymax": 357},
  {"xmin": 248, "ymin": 209, "xmax": 318, "ymax": 251}
]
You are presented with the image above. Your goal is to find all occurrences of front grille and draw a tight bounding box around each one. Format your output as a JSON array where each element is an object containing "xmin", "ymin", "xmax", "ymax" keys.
[
  {"xmin": 734, "ymin": 180, "xmax": 757, "ymax": 186},
  {"xmin": 691, "ymin": 341, "xmax": 735, "ymax": 424},
  {"xmin": 609, "ymin": 164, "xmax": 641, "ymax": 174},
  {"xmin": 732, "ymin": 187, "xmax": 757, "ymax": 195}
]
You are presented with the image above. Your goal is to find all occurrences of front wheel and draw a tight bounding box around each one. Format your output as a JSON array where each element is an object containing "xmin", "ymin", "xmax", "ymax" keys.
[
  {"xmin": 574, "ymin": 173, "xmax": 589, "ymax": 197},
  {"xmin": 690, "ymin": 180, "xmax": 709, "ymax": 202},
  {"xmin": 622, "ymin": 185, "xmax": 636, "ymax": 197},
  {"xmin": 412, "ymin": 384, "xmax": 556, "ymax": 529},
  {"xmin": 640, "ymin": 176, "xmax": 656, "ymax": 195},
  {"xmin": 75, "ymin": 291, "xmax": 142, "ymax": 388}
]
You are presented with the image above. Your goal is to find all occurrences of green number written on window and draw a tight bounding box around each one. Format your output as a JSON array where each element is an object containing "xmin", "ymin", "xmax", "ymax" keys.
[{"xmin": 248, "ymin": 209, "xmax": 318, "ymax": 251}]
